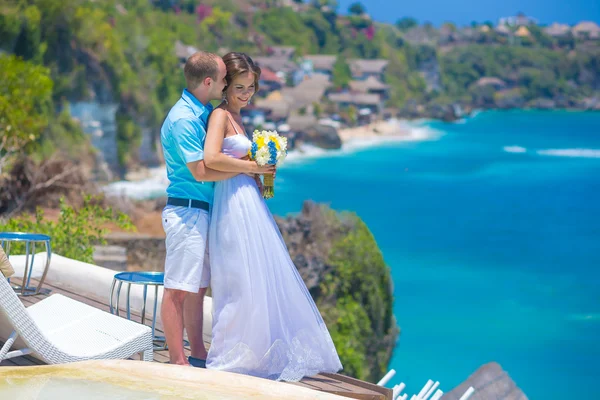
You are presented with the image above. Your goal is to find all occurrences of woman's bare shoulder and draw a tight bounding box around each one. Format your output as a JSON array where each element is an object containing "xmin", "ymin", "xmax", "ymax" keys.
[{"xmin": 209, "ymin": 107, "xmax": 228, "ymax": 121}]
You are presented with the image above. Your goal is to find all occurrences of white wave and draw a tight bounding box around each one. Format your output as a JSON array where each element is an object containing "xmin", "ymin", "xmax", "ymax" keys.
[
  {"xmin": 103, "ymin": 167, "xmax": 168, "ymax": 200},
  {"xmin": 400, "ymin": 122, "xmax": 444, "ymax": 142},
  {"xmin": 568, "ymin": 313, "xmax": 600, "ymax": 322},
  {"xmin": 503, "ymin": 146, "xmax": 528, "ymax": 153},
  {"xmin": 470, "ymin": 109, "xmax": 483, "ymax": 118},
  {"xmin": 284, "ymin": 144, "xmax": 329, "ymax": 162},
  {"xmin": 536, "ymin": 148, "xmax": 600, "ymax": 159}
]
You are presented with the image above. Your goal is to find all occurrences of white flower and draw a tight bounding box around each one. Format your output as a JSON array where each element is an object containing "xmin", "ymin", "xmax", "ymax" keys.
[
  {"xmin": 256, "ymin": 154, "xmax": 269, "ymax": 166},
  {"xmin": 277, "ymin": 136, "xmax": 287, "ymax": 150},
  {"xmin": 257, "ymin": 146, "xmax": 269, "ymax": 158}
]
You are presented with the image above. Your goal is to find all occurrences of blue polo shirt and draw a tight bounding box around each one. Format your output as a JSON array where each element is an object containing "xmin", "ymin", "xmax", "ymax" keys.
[{"xmin": 161, "ymin": 89, "xmax": 214, "ymax": 204}]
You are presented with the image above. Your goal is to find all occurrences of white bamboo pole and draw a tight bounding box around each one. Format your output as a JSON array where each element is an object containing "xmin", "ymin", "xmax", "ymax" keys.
[
  {"xmin": 396, "ymin": 382, "xmax": 406, "ymax": 395},
  {"xmin": 423, "ymin": 381, "xmax": 440, "ymax": 399},
  {"xmin": 459, "ymin": 386, "xmax": 475, "ymax": 400},
  {"xmin": 417, "ymin": 380, "xmax": 434, "ymax": 399},
  {"xmin": 430, "ymin": 389, "xmax": 444, "ymax": 400},
  {"xmin": 377, "ymin": 369, "xmax": 397, "ymax": 386},
  {"xmin": 392, "ymin": 383, "xmax": 406, "ymax": 400}
]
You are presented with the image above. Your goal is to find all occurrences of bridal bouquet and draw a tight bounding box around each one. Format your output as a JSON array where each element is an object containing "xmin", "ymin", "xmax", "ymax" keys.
[{"xmin": 249, "ymin": 129, "xmax": 288, "ymax": 199}]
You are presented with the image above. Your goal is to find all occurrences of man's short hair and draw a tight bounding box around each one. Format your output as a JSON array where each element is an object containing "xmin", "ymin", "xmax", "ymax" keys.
[{"xmin": 184, "ymin": 51, "xmax": 219, "ymax": 90}]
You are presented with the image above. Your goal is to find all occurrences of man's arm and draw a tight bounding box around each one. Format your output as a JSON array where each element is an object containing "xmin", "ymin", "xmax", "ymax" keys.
[{"xmin": 169, "ymin": 118, "xmax": 239, "ymax": 182}]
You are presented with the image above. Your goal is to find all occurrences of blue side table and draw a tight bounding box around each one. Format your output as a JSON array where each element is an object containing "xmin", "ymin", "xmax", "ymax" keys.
[
  {"xmin": 0, "ymin": 232, "xmax": 52, "ymax": 296},
  {"xmin": 109, "ymin": 271, "xmax": 167, "ymax": 350}
]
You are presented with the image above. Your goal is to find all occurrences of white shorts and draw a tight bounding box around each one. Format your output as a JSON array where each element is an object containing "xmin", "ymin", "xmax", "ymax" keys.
[{"xmin": 162, "ymin": 205, "xmax": 210, "ymax": 293}]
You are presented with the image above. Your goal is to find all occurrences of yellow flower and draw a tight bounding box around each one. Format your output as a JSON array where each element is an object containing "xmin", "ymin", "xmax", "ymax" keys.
[
  {"xmin": 256, "ymin": 136, "xmax": 265, "ymax": 148},
  {"xmin": 269, "ymin": 136, "xmax": 280, "ymax": 150}
]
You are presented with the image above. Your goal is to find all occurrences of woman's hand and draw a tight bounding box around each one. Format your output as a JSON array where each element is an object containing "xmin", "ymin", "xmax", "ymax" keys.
[{"xmin": 252, "ymin": 163, "xmax": 276, "ymax": 175}]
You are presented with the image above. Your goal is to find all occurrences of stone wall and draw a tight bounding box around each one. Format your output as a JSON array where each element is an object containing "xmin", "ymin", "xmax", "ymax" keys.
[{"xmin": 99, "ymin": 232, "xmax": 166, "ymax": 272}]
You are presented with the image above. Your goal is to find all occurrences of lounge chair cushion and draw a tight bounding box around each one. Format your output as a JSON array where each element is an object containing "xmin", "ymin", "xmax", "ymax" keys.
[{"xmin": 0, "ymin": 246, "xmax": 14, "ymax": 278}]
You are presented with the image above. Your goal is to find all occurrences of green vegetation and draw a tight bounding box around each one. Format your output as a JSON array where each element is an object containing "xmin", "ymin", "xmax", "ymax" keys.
[
  {"xmin": 0, "ymin": 54, "xmax": 87, "ymax": 175},
  {"xmin": 314, "ymin": 208, "xmax": 396, "ymax": 382},
  {"xmin": 0, "ymin": 196, "xmax": 134, "ymax": 263},
  {"xmin": 438, "ymin": 45, "xmax": 596, "ymax": 103},
  {"xmin": 332, "ymin": 56, "xmax": 352, "ymax": 89},
  {"xmin": 0, "ymin": 54, "xmax": 53, "ymax": 173}
]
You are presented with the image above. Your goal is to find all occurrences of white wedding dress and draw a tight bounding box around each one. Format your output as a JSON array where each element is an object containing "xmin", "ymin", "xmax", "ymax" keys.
[{"xmin": 206, "ymin": 125, "xmax": 342, "ymax": 381}]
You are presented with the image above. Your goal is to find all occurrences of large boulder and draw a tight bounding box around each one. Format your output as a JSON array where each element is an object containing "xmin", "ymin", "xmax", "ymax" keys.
[
  {"xmin": 297, "ymin": 124, "xmax": 342, "ymax": 150},
  {"xmin": 441, "ymin": 362, "xmax": 528, "ymax": 400}
]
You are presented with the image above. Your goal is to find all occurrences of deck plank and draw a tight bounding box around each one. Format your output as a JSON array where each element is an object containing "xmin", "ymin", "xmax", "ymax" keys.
[{"xmin": 2, "ymin": 278, "xmax": 392, "ymax": 400}]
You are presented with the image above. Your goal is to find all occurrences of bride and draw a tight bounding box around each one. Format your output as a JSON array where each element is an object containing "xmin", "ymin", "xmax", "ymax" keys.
[{"xmin": 203, "ymin": 52, "xmax": 342, "ymax": 381}]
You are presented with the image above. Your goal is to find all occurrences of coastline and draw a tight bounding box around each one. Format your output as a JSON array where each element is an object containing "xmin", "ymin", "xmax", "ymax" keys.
[
  {"xmin": 337, "ymin": 120, "xmax": 409, "ymax": 142},
  {"xmin": 336, "ymin": 119, "xmax": 442, "ymax": 146},
  {"xmin": 106, "ymin": 118, "xmax": 442, "ymax": 200}
]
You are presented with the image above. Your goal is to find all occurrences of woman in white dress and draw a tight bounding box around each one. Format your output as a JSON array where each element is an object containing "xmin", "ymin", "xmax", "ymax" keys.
[{"xmin": 203, "ymin": 52, "xmax": 342, "ymax": 381}]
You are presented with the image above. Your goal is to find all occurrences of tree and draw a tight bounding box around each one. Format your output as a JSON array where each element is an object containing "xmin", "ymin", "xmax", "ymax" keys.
[
  {"xmin": 0, "ymin": 55, "xmax": 53, "ymax": 175},
  {"xmin": 13, "ymin": 5, "xmax": 45, "ymax": 63},
  {"xmin": 313, "ymin": 102, "xmax": 322, "ymax": 118},
  {"xmin": 348, "ymin": 2, "xmax": 366, "ymax": 16},
  {"xmin": 395, "ymin": 17, "xmax": 417, "ymax": 31},
  {"xmin": 116, "ymin": 108, "xmax": 142, "ymax": 173},
  {"xmin": 441, "ymin": 22, "xmax": 457, "ymax": 33},
  {"xmin": 332, "ymin": 56, "xmax": 352, "ymax": 89},
  {"xmin": 347, "ymin": 105, "xmax": 357, "ymax": 125}
]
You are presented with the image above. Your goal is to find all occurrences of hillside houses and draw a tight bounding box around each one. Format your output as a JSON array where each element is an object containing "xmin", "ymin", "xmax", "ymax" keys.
[
  {"xmin": 498, "ymin": 13, "xmax": 538, "ymax": 27},
  {"xmin": 302, "ymin": 55, "xmax": 336, "ymax": 75},
  {"xmin": 572, "ymin": 21, "xmax": 600, "ymax": 39},
  {"xmin": 350, "ymin": 59, "xmax": 389, "ymax": 80},
  {"xmin": 171, "ymin": 13, "xmax": 598, "ymax": 137},
  {"xmin": 250, "ymin": 53, "xmax": 390, "ymax": 128},
  {"xmin": 172, "ymin": 39, "xmax": 392, "ymax": 133},
  {"xmin": 544, "ymin": 23, "xmax": 571, "ymax": 37}
]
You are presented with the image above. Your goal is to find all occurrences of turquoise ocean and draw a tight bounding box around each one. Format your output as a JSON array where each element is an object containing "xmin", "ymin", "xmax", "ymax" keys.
[
  {"xmin": 107, "ymin": 110, "xmax": 600, "ymax": 398},
  {"xmin": 267, "ymin": 110, "xmax": 600, "ymax": 399}
]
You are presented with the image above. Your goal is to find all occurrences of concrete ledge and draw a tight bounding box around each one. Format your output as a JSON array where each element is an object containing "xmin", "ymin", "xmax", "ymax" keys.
[{"xmin": 6, "ymin": 253, "xmax": 213, "ymax": 341}]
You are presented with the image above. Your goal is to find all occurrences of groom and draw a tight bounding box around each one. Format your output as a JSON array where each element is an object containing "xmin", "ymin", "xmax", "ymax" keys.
[{"xmin": 160, "ymin": 51, "xmax": 235, "ymax": 366}]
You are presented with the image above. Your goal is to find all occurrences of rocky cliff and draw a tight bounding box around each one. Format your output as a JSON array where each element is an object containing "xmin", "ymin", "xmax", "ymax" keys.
[
  {"xmin": 441, "ymin": 362, "xmax": 528, "ymax": 400},
  {"xmin": 275, "ymin": 201, "xmax": 399, "ymax": 382}
]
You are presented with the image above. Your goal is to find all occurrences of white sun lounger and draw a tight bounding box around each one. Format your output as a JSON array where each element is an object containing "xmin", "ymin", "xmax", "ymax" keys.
[{"xmin": 0, "ymin": 262, "xmax": 153, "ymax": 364}]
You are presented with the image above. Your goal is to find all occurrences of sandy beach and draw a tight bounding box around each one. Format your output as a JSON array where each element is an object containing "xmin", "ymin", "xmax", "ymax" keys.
[
  {"xmin": 336, "ymin": 119, "xmax": 441, "ymax": 146},
  {"xmin": 337, "ymin": 120, "xmax": 410, "ymax": 143}
]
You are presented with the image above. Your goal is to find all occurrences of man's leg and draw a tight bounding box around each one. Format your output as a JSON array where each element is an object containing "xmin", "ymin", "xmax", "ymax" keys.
[
  {"xmin": 161, "ymin": 205, "xmax": 210, "ymax": 366},
  {"xmin": 161, "ymin": 288, "xmax": 189, "ymax": 365},
  {"xmin": 184, "ymin": 287, "xmax": 208, "ymax": 360}
]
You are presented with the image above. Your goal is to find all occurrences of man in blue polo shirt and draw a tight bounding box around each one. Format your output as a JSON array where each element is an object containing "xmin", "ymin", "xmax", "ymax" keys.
[{"xmin": 160, "ymin": 51, "xmax": 234, "ymax": 367}]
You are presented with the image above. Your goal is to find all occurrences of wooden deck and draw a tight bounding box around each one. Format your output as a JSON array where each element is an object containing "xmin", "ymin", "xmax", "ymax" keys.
[{"xmin": 1, "ymin": 278, "xmax": 392, "ymax": 400}]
